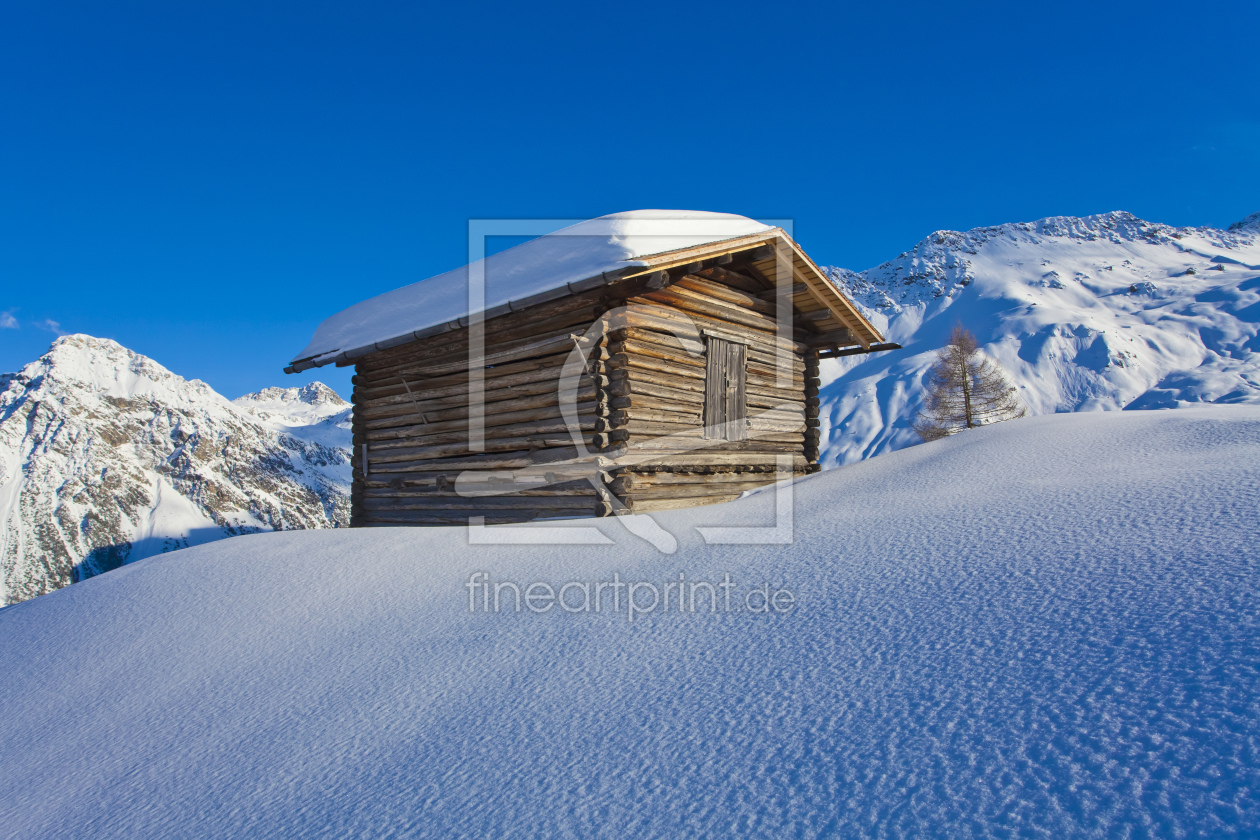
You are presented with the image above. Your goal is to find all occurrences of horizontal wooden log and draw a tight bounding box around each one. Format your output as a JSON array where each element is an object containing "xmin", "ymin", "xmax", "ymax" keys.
[
  {"xmin": 364, "ymin": 387, "xmax": 599, "ymax": 435},
  {"xmin": 693, "ymin": 266, "xmax": 766, "ymax": 294},
  {"xmin": 671, "ymin": 275, "xmax": 778, "ymax": 315},
  {"xmin": 369, "ymin": 418, "xmax": 598, "ymax": 451},
  {"xmin": 613, "ymin": 463, "xmax": 787, "ymax": 476},
  {"xmin": 609, "ymin": 325, "xmax": 704, "ymax": 355},
  {"xmin": 357, "ymin": 288, "xmax": 607, "ymax": 373},
  {"xmin": 364, "ymin": 482, "xmax": 597, "ymax": 499},
  {"xmin": 606, "ymin": 351, "xmax": 703, "ymax": 381},
  {"xmin": 365, "ymin": 463, "xmax": 605, "ymax": 488},
  {"xmin": 610, "ymin": 472, "xmax": 800, "ymax": 493},
  {"xmin": 361, "ymin": 380, "xmax": 596, "ymax": 427},
  {"xmin": 357, "ymin": 317, "xmax": 597, "ymax": 385},
  {"xmin": 607, "ymin": 339, "xmax": 705, "ymax": 370},
  {"xmin": 620, "ymin": 481, "xmax": 782, "ymax": 501},
  {"xmin": 371, "ymin": 447, "xmax": 605, "ymax": 473},
  {"xmin": 603, "ymin": 406, "xmax": 802, "ymax": 431},
  {"xmin": 370, "ymin": 432, "xmax": 600, "ymax": 465},
  {"xmin": 607, "ymin": 374, "xmax": 701, "ymax": 402},
  {"xmin": 362, "ymin": 515, "xmax": 534, "ymax": 527},
  {"xmin": 638, "ymin": 286, "xmax": 793, "ymax": 336},
  {"xmin": 610, "ymin": 393, "xmax": 701, "ymax": 414},
  {"xmin": 745, "ymin": 364, "xmax": 805, "ymax": 389},
  {"xmin": 605, "ymin": 451, "xmax": 808, "ymax": 470},
  {"xmin": 604, "ymin": 376, "xmax": 803, "ymax": 418},
  {"xmin": 749, "ymin": 394, "xmax": 806, "ymax": 412},
  {"xmin": 364, "ymin": 495, "xmax": 602, "ymax": 511},
  {"xmin": 359, "ymin": 354, "xmax": 582, "ymax": 406},
  {"xmin": 608, "ymin": 363, "xmax": 703, "ymax": 390},
  {"xmin": 804, "ymin": 328, "xmax": 856, "ymax": 348},
  {"xmin": 613, "ymin": 427, "xmax": 806, "ymax": 446},
  {"xmin": 358, "ymin": 320, "xmax": 597, "ymax": 384},
  {"xmin": 610, "ymin": 408, "xmax": 701, "ymax": 428},
  {"xmin": 363, "ymin": 506, "xmax": 608, "ymax": 526},
  {"xmin": 361, "ymin": 376, "xmax": 594, "ymax": 420},
  {"xmin": 358, "ymin": 365, "xmax": 589, "ymax": 416},
  {"xmin": 755, "ymin": 282, "xmax": 809, "ymax": 300},
  {"xmin": 621, "ymin": 494, "xmax": 741, "ymax": 514},
  {"xmin": 366, "ymin": 400, "xmax": 599, "ymax": 443},
  {"xmin": 355, "ymin": 351, "xmax": 573, "ymax": 400},
  {"xmin": 605, "ymin": 366, "xmax": 805, "ymax": 406}
]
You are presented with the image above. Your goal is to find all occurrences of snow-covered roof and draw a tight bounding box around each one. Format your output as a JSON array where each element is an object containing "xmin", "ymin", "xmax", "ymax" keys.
[{"xmin": 287, "ymin": 211, "xmax": 789, "ymax": 372}]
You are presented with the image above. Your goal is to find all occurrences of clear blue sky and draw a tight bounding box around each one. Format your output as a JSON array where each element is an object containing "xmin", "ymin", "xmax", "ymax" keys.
[{"xmin": 2, "ymin": 0, "xmax": 1257, "ymax": 398}]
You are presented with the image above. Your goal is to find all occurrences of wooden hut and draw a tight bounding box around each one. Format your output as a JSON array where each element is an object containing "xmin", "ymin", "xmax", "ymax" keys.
[{"xmin": 286, "ymin": 211, "xmax": 897, "ymax": 526}]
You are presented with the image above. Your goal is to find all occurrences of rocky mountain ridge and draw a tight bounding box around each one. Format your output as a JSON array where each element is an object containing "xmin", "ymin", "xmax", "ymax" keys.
[{"xmin": 0, "ymin": 335, "xmax": 351, "ymax": 605}]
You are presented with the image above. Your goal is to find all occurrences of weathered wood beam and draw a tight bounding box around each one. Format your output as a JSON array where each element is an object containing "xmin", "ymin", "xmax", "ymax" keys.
[
  {"xmin": 369, "ymin": 415, "xmax": 599, "ymax": 449},
  {"xmin": 756, "ymin": 282, "xmax": 809, "ymax": 300},
  {"xmin": 694, "ymin": 265, "xmax": 766, "ymax": 293},
  {"xmin": 803, "ymin": 328, "xmax": 856, "ymax": 348},
  {"xmin": 672, "ymin": 276, "xmax": 778, "ymax": 315}
]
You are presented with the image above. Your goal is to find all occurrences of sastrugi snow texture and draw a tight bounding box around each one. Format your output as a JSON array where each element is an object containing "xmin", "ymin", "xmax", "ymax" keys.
[{"xmin": 1, "ymin": 406, "xmax": 1257, "ymax": 837}]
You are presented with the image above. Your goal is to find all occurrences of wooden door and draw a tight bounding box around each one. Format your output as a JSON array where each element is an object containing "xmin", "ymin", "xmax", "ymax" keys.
[{"xmin": 703, "ymin": 336, "xmax": 748, "ymax": 441}]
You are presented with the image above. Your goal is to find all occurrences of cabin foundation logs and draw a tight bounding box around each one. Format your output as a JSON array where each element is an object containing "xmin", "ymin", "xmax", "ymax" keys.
[{"xmin": 350, "ymin": 258, "xmax": 827, "ymax": 526}]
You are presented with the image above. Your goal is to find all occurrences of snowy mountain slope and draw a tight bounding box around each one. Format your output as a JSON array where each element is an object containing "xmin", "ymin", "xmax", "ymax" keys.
[
  {"xmin": 1, "ymin": 406, "xmax": 1257, "ymax": 837},
  {"xmin": 0, "ymin": 336, "xmax": 351, "ymax": 605},
  {"xmin": 819, "ymin": 211, "xmax": 1260, "ymax": 466}
]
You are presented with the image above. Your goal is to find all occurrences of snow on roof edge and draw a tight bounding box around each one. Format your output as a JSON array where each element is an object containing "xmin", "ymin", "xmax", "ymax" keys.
[
  {"xmin": 286, "ymin": 263, "xmax": 647, "ymax": 373},
  {"xmin": 286, "ymin": 211, "xmax": 778, "ymax": 373}
]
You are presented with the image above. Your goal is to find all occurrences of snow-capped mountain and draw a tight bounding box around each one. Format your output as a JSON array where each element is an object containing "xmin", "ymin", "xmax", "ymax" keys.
[
  {"xmin": 818, "ymin": 210, "xmax": 1260, "ymax": 466},
  {"xmin": 233, "ymin": 382, "xmax": 351, "ymax": 426},
  {"xmin": 0, "ymin": 335, "xmax": 351, "ymax": 605}
]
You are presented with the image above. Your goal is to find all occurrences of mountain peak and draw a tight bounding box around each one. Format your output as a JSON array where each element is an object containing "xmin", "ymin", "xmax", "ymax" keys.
[
  {"xmin": 233, "ymin": 382, "xmax": 349, "ymax": 425},
  {"xmin": 0, "ymin": 335, "xmax": 351, "ymax": 604},
  {"xmin": 1228, "ymin": 212, "xmax": 1260, "ymax": 233},
  {"xmin": 237, "ymin": 382, "xmax": 348, "ymax": 407},
  {"xmin": 15, "ymin": 333, "xmax": 219, "ymax": 404}
]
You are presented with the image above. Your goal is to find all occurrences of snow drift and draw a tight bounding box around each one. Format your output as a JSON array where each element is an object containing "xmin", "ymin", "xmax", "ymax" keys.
[{"xmin": 2, "ymin": 406, "xmax": 1257, "ymax": 837}]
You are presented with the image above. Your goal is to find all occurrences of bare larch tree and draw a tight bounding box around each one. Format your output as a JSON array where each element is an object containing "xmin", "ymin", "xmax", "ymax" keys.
[{"xmin": 913, "ymin": 324, "xmax": 1026, "ymax": 441}]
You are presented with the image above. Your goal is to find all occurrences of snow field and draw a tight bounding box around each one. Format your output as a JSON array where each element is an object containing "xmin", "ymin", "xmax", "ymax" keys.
[{"xmin": 1, "ymin": 406, "xmax": 1257, "ymax": 837}]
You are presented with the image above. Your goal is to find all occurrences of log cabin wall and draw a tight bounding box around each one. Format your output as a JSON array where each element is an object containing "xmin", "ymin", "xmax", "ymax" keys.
[
  {"xmin": 349, "ymin": 286, "xmax": 617, "ymax": 526},
  {"xmin": 600, "ymin": 262, "xmax": 821, "ymax": 514}
]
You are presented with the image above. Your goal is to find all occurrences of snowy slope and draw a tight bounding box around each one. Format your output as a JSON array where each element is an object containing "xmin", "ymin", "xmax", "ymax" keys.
[
  {"xmin": 818, "ymin": 211, "xmax": 1260, "ymax": 466},
  {"xmin": 0, "ymin": 336, "xmax": 352, "ymax": 604},
  {"xmin": 1, "ymin": 406, "xmax": 1257, "ymax": 837}
]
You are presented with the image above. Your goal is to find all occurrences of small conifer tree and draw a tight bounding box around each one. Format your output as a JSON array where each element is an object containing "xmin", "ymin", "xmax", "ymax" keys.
[{"xmin": 913, "ymin": 324, "xmax": 1026, "ymax": 441}]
